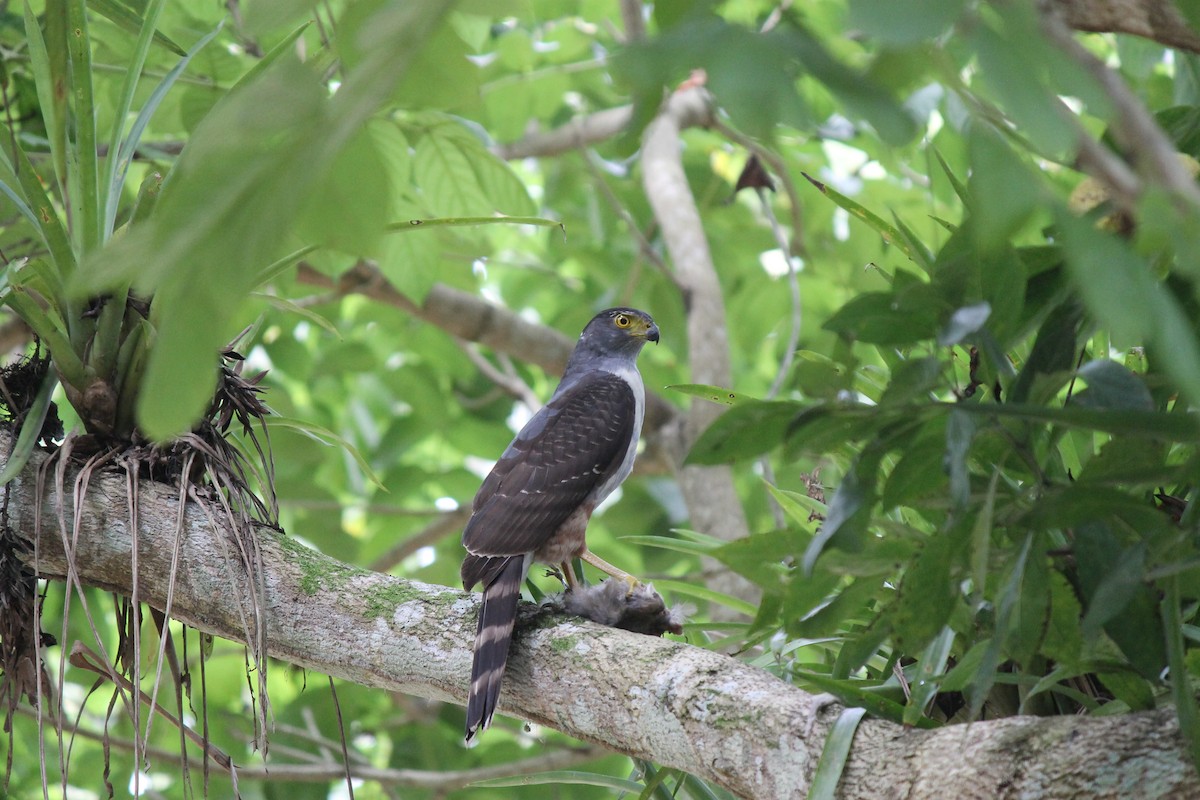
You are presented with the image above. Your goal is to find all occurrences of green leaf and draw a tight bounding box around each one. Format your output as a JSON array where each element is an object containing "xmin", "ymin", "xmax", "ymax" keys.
[
  {"xmin": 1074, "ymin": 521, "xmax": 1167, "ymax": 678},
  {"xmin": 801, "ymin": 450, "xmax": 880, "ymax": 573},
  {"xmin": 650, "ymin": 579, "xmax": 758, "ymax": 617},
  {"xmin": 802, "ymin": 173, "xmax": 931, "ymax": 268},
  {"xmin": 823, "ymin": 283, "xmax": 945, "ymax": 345},
  {"xmin": 807, "ymin": 706, "xmax": 867, "ymax": 800},
  {"xmin": 0, "ymin": 370, "xmax": 58, "ymax": 487},
  {"xmin": 1059, "ymin": 211, "xmax": 1200, "ymax": 406},
  {"xmin": 878, "ymin": 357, "xmax": 941, "ymax": 405},
  {"xmin": 791, "ymin": 670, "xmax": 939, "ymax": 729},
  {"xmin": 848, "ymin": 0, "xmax": 965, "ymax": 45},
  {"xmin": 297, "ymin": 121, "xmax": 393, "ymax": 254},
  {"xmin": 714, "ymin": 528, "xmax": 808, "ymax": 587},
  {"xmin": 937, "ymin": 301, "xmax": 991, "ymax": 346},
  {"xmin": 1010, "ymin": 299, "xmax": 1084, "ymax": 404},
  {"xmin": 967, "ymin": 125, "xmax": 1042, "ymax": 251},
  {"xmin": 1072, "ymin": 360, "xmax": 1154, "ymax": 411},
  {"xmin": 471, "ymin": 771, "xmax": 646, "ymax": 792},
  {"xmin": 966, "ymin": 532, "xmax": 1032, "ymax": 718},
  {"xmin": 87, "ymin": 0, "xmax": 187, "ymax": 56},
  {"xmin": 269, "ymin": 416, "xmax": 385, "ymax": 490},
  {"xmin": 890, "ymin": 525, "xmax": 966, "ymax": 652},
  {"xmin": 1163, "ymin": 575, "xmax": 1200, "ymax": 770},
  {"xmin": 903, "ymin": 626, "xmax": 955, "ymax": 726},
  {"xmin": 686, "ymin": 400, "xmax": 800, "ymax": 464},
  {"xmin": 412, "ymin": 119, "xmax": 535, "ymax": 216},
  {"xmin": 667, "ymin": 383, "xmax": 757, "ymax": 406},
  {"xmin": 944, "ymin": 409, "xmax": 976, "ymax": 511},
  {"xmin": 104, "ymin": 17, "xmax": 224, "ymax": 238}
]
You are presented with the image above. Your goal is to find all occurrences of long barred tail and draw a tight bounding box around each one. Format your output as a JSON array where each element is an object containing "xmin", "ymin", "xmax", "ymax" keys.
[{"xmin": 464, "ymin": 555, "xmax": 524, "ymax": 743}]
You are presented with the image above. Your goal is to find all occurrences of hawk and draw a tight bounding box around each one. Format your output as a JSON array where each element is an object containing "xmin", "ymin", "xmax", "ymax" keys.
[{"xmin": 460, "ymin": 307, "xmax": 660, "ymax": 742}]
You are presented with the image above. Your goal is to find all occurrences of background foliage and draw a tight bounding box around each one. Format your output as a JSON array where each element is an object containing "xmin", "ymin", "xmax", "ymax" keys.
[{"xmin": 1, "ymin": 0, "xmax": 1199, "ymax": 797}]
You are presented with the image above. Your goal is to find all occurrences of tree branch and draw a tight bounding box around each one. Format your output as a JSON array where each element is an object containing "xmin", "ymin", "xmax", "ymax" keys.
[
  {"xmin": 1043, "ymin": 0, "xmax": 1200, "ymax": 53},
  {"xmin": 640, "ymin": 86, "xmax": 756, "ymax": 605},
  {"xmin": 293, "ymin": 262, "xmax": 680, "ymax": 437},
  {"xmin": 7, "ymin": 430, "xmax": 1199, "ymax": 798}
]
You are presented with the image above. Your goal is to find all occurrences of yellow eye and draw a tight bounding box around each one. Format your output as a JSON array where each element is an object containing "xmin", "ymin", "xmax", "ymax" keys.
[{"xmin": 614, "ymin": 314, "xmax": 631, "ymax": 329}]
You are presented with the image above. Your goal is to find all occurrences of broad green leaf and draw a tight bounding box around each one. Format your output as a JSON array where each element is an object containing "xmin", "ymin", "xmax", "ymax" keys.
[
  {"xmin": 1059, "ymin": 211, "xmax": 1200, "ymax": 406},
  {"xmin": 967, "ymin": 125, "xmax": 1042, "ymax": 251},
  {"xmin": 890, "ymin": 524, "xmax": 966, "ymax": 652},
  {"xmin": 686, "ymin": 400, "xmax": 800, "ymax": 464},
  {"xmin": 297, "ymin": 121, "xmax": 393, "ymax": 254},
  {"xmin": 1010, "ymin": 299, "xmax": 1084, "ymax": 404},
  {"xmin": 714, "ymin": 527, "xmax": 809, "ymax": 586},
  {"xmin": 937, "ymin": 301, "xmax": 991, "ymax": 346},
  {"xmin": 878, "ymin": 357, "xmax": 941, "ymax": 405},
  {"xmin": 944, "ymin": 409, "xmax": 975, "ymax": 511},
  {"xmin": 785, "ymin": 25, "xmax": 918, "ymax": 146},
  {"xmin": 1073, "ymin": 360, "xmax": 1154, "ymax": 411},
  {"xmin": 1074, "ymin": 520, "xmax": 1167, "ymax": 678}
]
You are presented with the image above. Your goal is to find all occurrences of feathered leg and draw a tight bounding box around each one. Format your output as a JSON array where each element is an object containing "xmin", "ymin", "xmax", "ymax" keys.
[{"xmin": 464, "ymin": 555, "xmax": 525, "ymax": 743}]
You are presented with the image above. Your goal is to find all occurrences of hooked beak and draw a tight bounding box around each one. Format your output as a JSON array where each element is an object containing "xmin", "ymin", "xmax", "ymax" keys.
[{"xmin": 645, "ymin": 322, "xmax": 660, "ymax": 344}]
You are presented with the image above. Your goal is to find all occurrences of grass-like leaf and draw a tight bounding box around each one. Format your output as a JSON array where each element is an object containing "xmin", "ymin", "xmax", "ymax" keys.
[
  {"xmin": 650, "ymin": 579, "xmax": 758, "ymax": 617},
  {"xmin": 667, "ymin": 383, "xmax": 757, "ymax": 405},
  {"xmin": 807, "ymin": 706, "xmax": 866, "ymax": 800},
  {"xmin": 0, "ymin": 370, "xmax": 58, "ymax": 486},
  {"xmin": 471, "ymin": 770, "xmax": 645, "ymax": 792},
  {"xmin": 267, "ymin": 416, "xmax": 385, "ymax": 490},
  {"xmin": 802, "ymin": 171, "xmax": 932, "ymax": 269}
]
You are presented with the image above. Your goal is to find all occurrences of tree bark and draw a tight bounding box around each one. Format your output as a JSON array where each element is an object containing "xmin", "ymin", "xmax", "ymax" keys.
[{"xmin": 6, "ymin": 432, "xmax": 1199, "ymax": 799}]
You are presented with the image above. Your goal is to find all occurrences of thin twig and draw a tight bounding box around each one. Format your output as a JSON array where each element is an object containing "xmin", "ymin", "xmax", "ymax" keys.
[{"xmin": 456, "ymin": 338, "xmax": 542, "ymax": 411}]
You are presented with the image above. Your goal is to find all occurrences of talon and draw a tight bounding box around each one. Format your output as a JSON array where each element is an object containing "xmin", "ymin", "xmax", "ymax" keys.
[{"xmin": 579, "ymin": 549, "xmax": 640, "ymax": 595}]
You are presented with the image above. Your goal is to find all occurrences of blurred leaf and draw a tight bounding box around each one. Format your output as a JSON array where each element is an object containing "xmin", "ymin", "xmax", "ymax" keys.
[
  {"xmin": 945, "ymin": 409, "xmax": 975, "ymax": 511},
  {"xmin": 1059, "ymin": 211, "xmax": 1200, "ymax": 406},
  {"xmin": 802, "ymin": 449, "xmax": 880, "ymax": 573},
  {"xmin": 879, "ymin": 357, "xmax": 941, "ymax": 405},
  {"xmin": 1010, "ymin": 299, "xmax": 1084, "ymax": 404},
  {"xmin": 966, "ymin": 532, "xmax": 1032, "ymax": 718},
  {"xmin": 847, "ymin": 0, "xmax": 965, "ymax": 45},
  {"xmin": 938, "ymin": 301, "xmax": 991, "ymax": 346},
  {"xmin": 1074, "ymin": 521, "xmax": 1167, "ymax": 678},
  {"xmin": 1072, "ymin": 360, "xmax": 1154, "ymax": 411},
  {"xmin": 822, "ymin": 289, "xmax": 943, "ymax": 345}
]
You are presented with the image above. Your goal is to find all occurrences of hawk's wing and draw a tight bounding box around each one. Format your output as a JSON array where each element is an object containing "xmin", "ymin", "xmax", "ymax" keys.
[{"xmin": 461, "ymin": 371, "xmax": 636, "ymax": 561}]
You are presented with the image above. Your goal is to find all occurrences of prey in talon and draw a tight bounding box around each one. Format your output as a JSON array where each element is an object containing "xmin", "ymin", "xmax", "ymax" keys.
[{"xmin": 460, "ymin": 307, "xmax": 658, "ymax": 743}]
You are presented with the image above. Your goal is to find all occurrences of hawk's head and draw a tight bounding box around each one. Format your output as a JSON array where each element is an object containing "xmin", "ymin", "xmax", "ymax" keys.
[{"xmin": 577, "ymin": 307, "xmax": 660, "ymax": 358}]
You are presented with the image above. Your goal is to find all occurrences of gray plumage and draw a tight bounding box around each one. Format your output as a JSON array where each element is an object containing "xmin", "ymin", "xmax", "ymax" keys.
[{"xmin": 461, "ymin": 307, "xmax": 659, "ymax": 743}]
